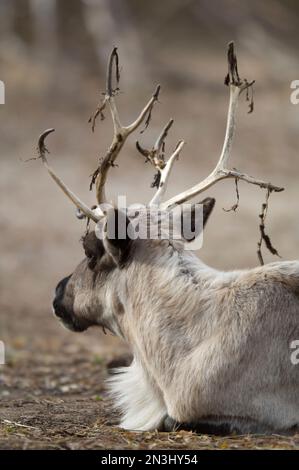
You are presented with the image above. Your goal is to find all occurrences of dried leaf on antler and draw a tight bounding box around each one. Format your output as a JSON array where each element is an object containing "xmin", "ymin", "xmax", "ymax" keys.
[{"xmin": 257, "ymin": 189, "xmax": 281, "ymax": 265}]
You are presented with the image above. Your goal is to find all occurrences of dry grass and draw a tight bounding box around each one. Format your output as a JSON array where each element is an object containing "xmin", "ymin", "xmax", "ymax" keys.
[{"xmin": 0, "ymin": 311, "xmax": 298, "ymax": 450}]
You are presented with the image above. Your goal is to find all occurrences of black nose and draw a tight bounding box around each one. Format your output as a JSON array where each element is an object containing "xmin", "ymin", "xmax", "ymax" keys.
[
  {"xmin": 55, "ymin": 275, "xmax": 71, "ymax": 298},
  {"xmin": 53, "ymin": 275, "xmax": 71, "ymax": 317}
]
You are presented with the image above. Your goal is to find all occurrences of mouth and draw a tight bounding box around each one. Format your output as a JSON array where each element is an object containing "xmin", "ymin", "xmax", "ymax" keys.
[
  {"xmin": 56, "ymin": 315, "xmax": 88, "ymax": 332},
  {"xmin": 52, "ymin": 306, "xmax": 88, "ymax": 333}
]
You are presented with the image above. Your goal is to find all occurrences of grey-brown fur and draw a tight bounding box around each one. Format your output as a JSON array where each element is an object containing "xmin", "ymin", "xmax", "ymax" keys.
[{"xmin": 53, "ymin": 201, "xmax": 299, "ymax": 433}]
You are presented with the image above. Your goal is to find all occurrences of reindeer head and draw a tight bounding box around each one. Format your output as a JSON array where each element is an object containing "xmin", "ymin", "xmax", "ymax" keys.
[
  {"xmin": 38, "ymin": 43, "xmax": 283, "ymax": 335},
  {"xmin": 53, "ymin": 198, "xmax": 215, "ymax": 334}
]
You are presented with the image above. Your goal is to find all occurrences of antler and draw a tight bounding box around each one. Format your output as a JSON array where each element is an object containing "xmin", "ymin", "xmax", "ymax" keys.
[
  {"xmin": 36, "ymin": 43, "xmax": 283, "ymax": 226},
  {"xmin": 36, "ymin": 47, "xmax": 160, "ymax": 221},
  {"xmin": 37, "ymin": 129, "xmax": 100, "ymax": 222},
  {"xmin": 158, "ymin": 42, "xmax": 284, "ymax": 210},
  {"xmin": 136, "ymin": 119, "xmax": 185, "ymax": 206},
  {"xmin": 90, "ymin": 47, "xmax": 160, "ymax": 205}
]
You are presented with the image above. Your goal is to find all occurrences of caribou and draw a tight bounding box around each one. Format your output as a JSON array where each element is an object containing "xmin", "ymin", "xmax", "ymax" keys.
[{"xmin": 38, "ymin": 43, "xmax": 299, "ymax": 434}]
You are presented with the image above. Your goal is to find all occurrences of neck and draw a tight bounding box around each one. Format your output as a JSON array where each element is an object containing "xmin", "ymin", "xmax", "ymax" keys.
[{"xmin": 117, "ymin": 243, "xmax": 239, "ymax": 387}]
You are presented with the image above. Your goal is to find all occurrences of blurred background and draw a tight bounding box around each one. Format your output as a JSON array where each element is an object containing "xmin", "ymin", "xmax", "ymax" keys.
[{"xmin": 1, "ymin": 0, "xmax": 299, "ymax": 383}]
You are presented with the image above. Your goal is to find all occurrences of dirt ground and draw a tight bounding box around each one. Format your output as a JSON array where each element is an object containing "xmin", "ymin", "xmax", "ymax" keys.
[
  {"xmin": 2, "ymin": 23, "xmax": 299, "ymax": 449},
  {"xmin": 1, "ymin": 310, "xmax": 299, "ymax": 450}
]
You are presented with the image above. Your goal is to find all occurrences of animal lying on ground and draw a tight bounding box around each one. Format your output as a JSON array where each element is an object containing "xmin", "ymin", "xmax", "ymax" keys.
[{"xmin": 38, "ymin": 43, "xmax": 299, "ymax": 434}]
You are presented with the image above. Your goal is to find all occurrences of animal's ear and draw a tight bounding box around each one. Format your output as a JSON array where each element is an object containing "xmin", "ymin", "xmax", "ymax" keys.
[
  {"xmin": 180, "ymin": 197, "xmax": 215, "ymax": 242},
  {"xmin": 82, "ymin": 231, "xmax": 105, "ymax": 269},
  {"xmin": 201, "ymin": 197, "xmax": 216, "ymax": 227},
  {"xmin": 102, "ymin": 208, "xmax": 132, "ymax": 266}
]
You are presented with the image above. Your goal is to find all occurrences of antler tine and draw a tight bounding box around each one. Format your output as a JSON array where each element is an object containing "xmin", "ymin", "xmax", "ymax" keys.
[
  {"xmin": 105, "ymin": 47, "xmax": 122, "ymax": 133},
  {"xmin": 136, "ymin": 118, "xmax": 185, "ymax": 207},
  {"xmin": 124, "ymin": 85, "xmax": 161, "ymax": 134},
  {"xmin": 154, "ymin": 118, "xmax": 174, "ymax": 153},
  {"xmin": 150, "ymin": 140, "xmax": 185, "ymax": 206},
  {"xmin": 38, "ymin": 129, "xmax": 101, "ymax": 222},
  {"xmin": 136, "ymin": 118, "xmax": 174, "ymax": 165},
  {"xmin": 91, "ymin": 47, "xmax": 161, "ymax": 205},
  {"xmin": 161, "ymin": 42, "xmax": 284, "ymax": 211}
]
